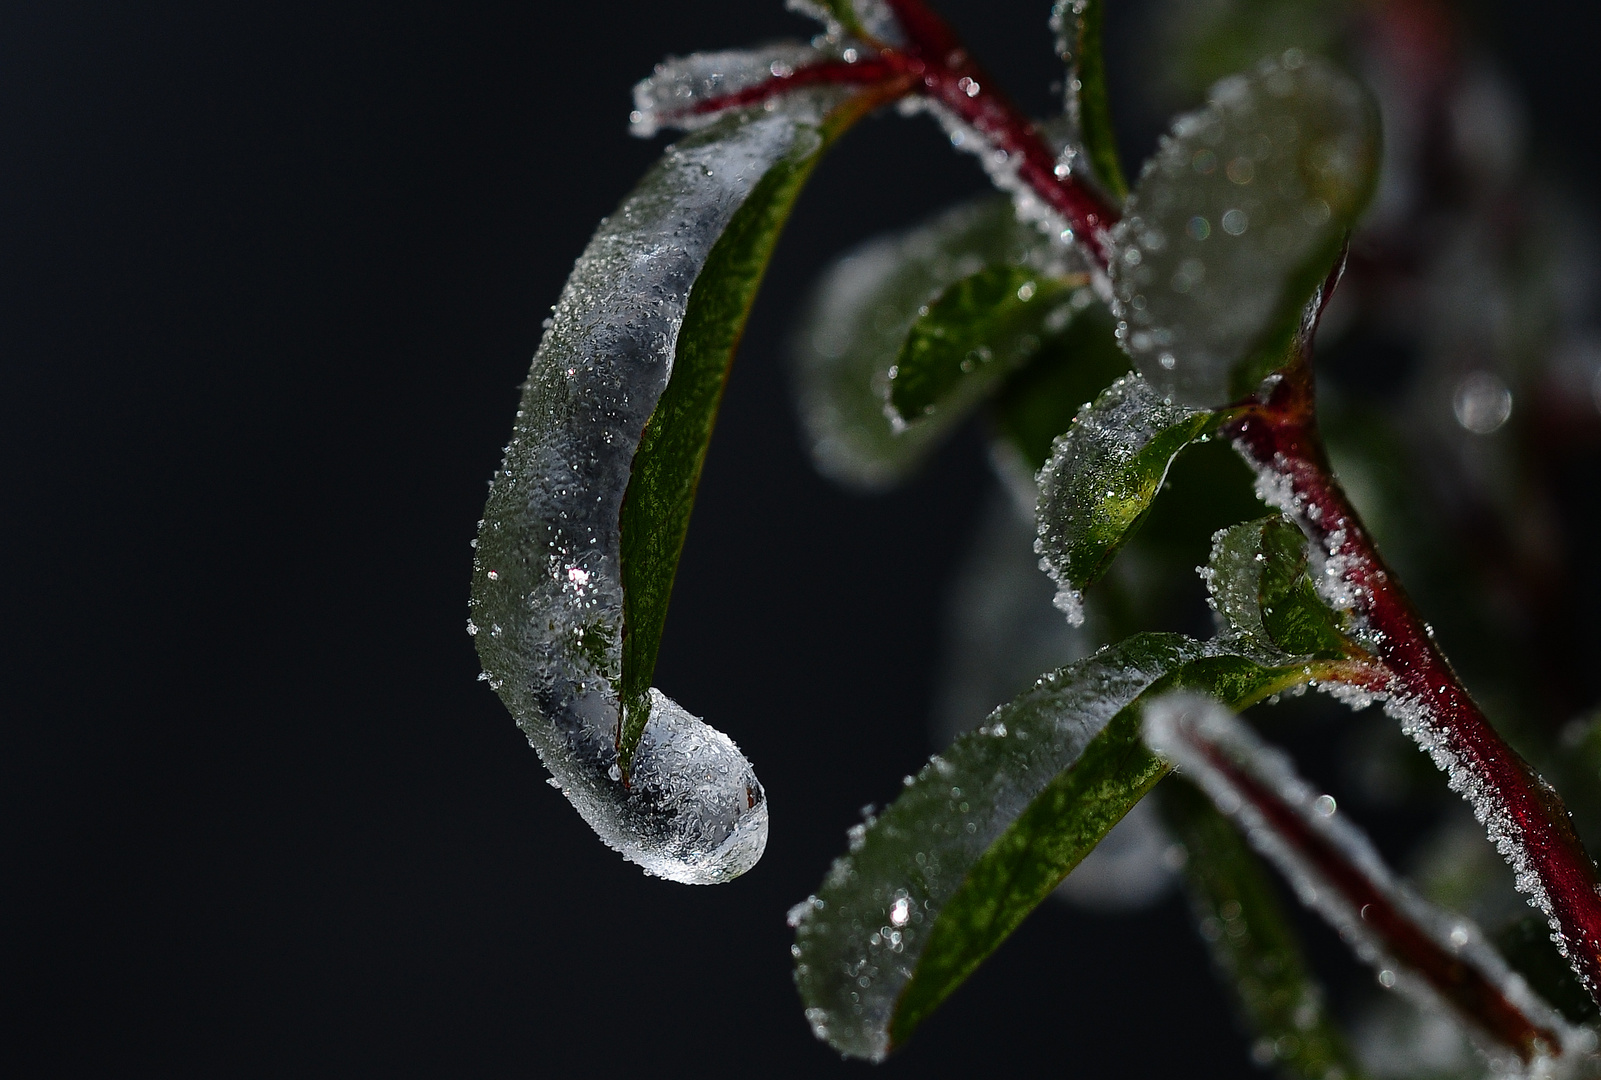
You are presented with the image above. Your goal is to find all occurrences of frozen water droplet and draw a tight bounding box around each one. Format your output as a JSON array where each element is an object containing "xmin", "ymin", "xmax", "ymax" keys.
[{"xmin": 1451, "ymin": 372, "xmax": 1512, "ymax": 435}]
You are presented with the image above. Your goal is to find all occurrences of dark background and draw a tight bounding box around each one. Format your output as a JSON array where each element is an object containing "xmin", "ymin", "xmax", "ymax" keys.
[{"xmin": 3, "ymin": 1, "xmax": 1596, "ymax": 1075}]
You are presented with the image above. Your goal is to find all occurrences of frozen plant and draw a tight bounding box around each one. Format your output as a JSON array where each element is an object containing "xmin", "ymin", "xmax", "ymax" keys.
[{"xmin": 470, "ymin": 0, "xmax": 1601, "ymax": 1072}]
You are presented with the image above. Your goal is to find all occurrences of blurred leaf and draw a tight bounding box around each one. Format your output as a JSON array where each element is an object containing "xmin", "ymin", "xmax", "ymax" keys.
[
  {"xmin": 887, "ymin": 266, "xmax": 1079, "ymax": 425},
  {"xmin": 1145, "ymin": 0, "xmax": 1349, "ymax": 104},
  {"xmin": 1204, "ymin": 514, "xmax": 1351, "ymax": 659},
  {"xmin": 792, "ymin": 197, "xmax": 1067, "ymax": 490},
  {"xmin": 1035, "ymin": 372, "xmax": 1226, "ymax": 625},
  {"xmin": 1111, "ymin": 52, "xmax": 1379, "ymax": 406},
  {"xmin": 617, "ymin": 94, "xmax": 884, "ymax": 764},
  {"xmin": 989, "ymin": 300, "xmax": 1131, "ymax": 470},
  {"xmin": 791, "ymin": 633, "xmax": 1338, "ymax": 1060},
  {"xmin": 1164, "ymin": 780, "xmax": 1369, "ymax": 1080},
  {"xmin": 1055, "ymin": 0, "xmax": 1128, "ymax": 199}
]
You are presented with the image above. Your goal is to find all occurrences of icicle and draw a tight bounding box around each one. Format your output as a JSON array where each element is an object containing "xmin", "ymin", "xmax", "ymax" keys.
[
  {"xmin": 1143, "ymin": 693, "xmax": 1593, "ymax": 1073},
  {"xmin": 469, "ymin": 115, "xmax": 813, "ymax": 884}
]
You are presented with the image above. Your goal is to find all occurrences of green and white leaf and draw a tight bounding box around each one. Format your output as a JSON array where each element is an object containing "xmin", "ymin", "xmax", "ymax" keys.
[
  {"xmin": 472, "ymin": 96, "xmax": 873, "ymax": 885},
  {"xmin": 1034, "ymin": 372, "xmax": 1225, "ymax": 626},
  {"xmin": 887, "ymin": 266, "xmax": 1082, "ymax": 427},
  {"xmin": 1203, "ymin": 514, "xmax": 1352, "ymax": 660},
  {"xmin": 1110, "ymin": 51, "xmax": 1379, "ymax": 406},
  {"xmin": 792, "ymin": 197, "xmax": 1070, "ymax": 490},
  {"xmin": 790, "ymin": 633, "xmax": 1332, "ymax": 1060}
]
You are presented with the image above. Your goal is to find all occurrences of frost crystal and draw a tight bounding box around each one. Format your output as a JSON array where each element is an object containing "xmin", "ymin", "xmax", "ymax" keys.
[
  {"xmin": 469, "ymin": 114, "xmax": 811, "ymax": 884},
  {"xmin": 1110, "ymin": 52, "xmax": 1379, "ymax": 406},
  {"xmin": 1144, "ymin": 693, "xmax": 1590, "ymax": 1071},
  {"xmin": 630, "ymin": 44, "xmax": 831, "ymax": 138}
]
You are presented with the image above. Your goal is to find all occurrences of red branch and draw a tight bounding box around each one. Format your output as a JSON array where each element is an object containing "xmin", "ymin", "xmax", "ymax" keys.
[
  {"xmin": 661, "ymin": 0, "xmax": 1121, "ymax": 269},
  {"xmin": 1226, "ymin": 363, "xmax": 1601, "ymax": 1006},
  {"xmin": 1196, "ymin": 738, "xmax": 1562, "ymax": 1058},
  {"xmin": 881, "ymin": 0, "xmax": 1120, "ymax": 263}
]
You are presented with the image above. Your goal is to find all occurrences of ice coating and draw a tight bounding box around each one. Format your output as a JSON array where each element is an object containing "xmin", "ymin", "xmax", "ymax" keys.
[
  {"xmin": 793, "ymin": 198, "xmax": 1064, "ymax": 490},
  {"xmin": 630, "ymin": 43, "xmax": 829, "ymax": 138},
  {"xmin": 1034, "ymin": 372, "xmax": 1207, "ymax": 626},
  {"xmin": 790, "ymin": 635, "xmax": 1210, "ymax": 1060},
  {"xmin": 469, "ymin": 114, "xmax": 804, "ymax": 884},
  {"xmin": 1110, "ymin": 51, "xmax": 1379, "ymax": 406},
  {"xmin": 1144, "ymin": 693, "xmax": 1592, "ymax": 1071}
]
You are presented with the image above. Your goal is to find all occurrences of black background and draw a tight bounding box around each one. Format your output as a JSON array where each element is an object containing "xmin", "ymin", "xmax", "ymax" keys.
[{"xmin": 4, "ymin": 1, "xmax": 1597, "ymax": 1075}]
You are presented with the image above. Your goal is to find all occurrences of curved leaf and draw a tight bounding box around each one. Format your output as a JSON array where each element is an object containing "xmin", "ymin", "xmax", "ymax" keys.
[
  {"xmin": 471, "ymin": 95, "xmax": 879, "ymax": 885},
  {"xmin": 789, "ymin": 633, "xmax": 1335, "ymax": 1060},
  {"xmin": 1034, "ymin": 372, "xmax": 1226, "ymax": 625},
  {"xmin": 791, "ymin": 197, "xmax": 1065, "ymax": 490},
  {"xmin": 887, "ymin": 266, "xmax": 1081, "ymax": 426},
  {"xmin": 1203, "ymin": 514, "xmax": 1352, "ymax": 660},
  {"xmin": 1110, "ymin": 51, "xmax": 1380, "ymax": 406}
]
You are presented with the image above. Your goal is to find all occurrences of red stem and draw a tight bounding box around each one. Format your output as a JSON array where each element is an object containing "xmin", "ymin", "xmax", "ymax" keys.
[
  {"xmin": 1226, "ymin": 363, "xmax": 1601, "ymax": 1005},
  {"xmin": 1196, "ymin": 738, "xmax": 1561, "ymax": 1058},
  {"xmin": 668, "ymin": 0, "xmax": 1121, "ymax": 268},
  {"xmin": 882, "ymin": 0, "xmax": 1120, "ymax": 263}
]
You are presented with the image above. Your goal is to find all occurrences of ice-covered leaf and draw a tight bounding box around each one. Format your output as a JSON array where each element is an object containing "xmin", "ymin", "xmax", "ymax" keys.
[
  {"xmin": 1203, "ymin": 514, "xmax": 1351, "ymax": 660},
  {"xmin": 1034, "ymin": 372, "xmax": 1225, "ymax": 625},
  {"xmin": 793, "ymin": 197, "xmax": 1066, "ymax": 490},
  {"xmin": 1051, "ymin": 0, "xmax": 1127, "ymax": 199},
  {"xmin": 1111, "ymin": 51, "xmax": 1379, "ymax": 406},
  {"xmin": 1163, "ymin": 780, "xmax": 1366, "ymax": 1079},
  {"xmin": 886, "ymin": 266, "xmax": 1080, "ymax": 426},
  {"xmin": 791, "ymin": 634, "xmax": 1338, "ymax": 1060},
  {"xmin": 630, "ymin": 44, "xmax": 831, "ymax": 138},
  {"xmin": 471, "ymin": 98, "xmax": 870, "ymax": 885},
  {"xmin": 1145, "ymin": 693, "xmax": 1590, "ymax": 1068}
]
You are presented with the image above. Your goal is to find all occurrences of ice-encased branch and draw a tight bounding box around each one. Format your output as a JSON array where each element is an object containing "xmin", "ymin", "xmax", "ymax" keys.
[
  {"xmin": 1144, "ymin": 692, "xmax": 1592, "ymax": 1071},
  {"xmin": 468, "ymin": 113, "xmax": 829, "ymax": 885}
]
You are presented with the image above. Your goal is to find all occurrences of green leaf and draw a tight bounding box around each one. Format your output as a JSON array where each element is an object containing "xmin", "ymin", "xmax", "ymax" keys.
[
  {"xmin": 1163, "ymin": 779, "xmax": 1370, "ymax": 1079},
  {"xmin": 1054, "ymin": 0, "xmax": 1127, "ymax": 199},
  {"xmin": 1035, "ymin": 372, "xmax": 1227, "ymax": 625},
  {"xmin": 616, "ymin": 94, "xmax": 883, "ymax": 768},
  {"xmin": 790, "ymin": 0, "xmax": 900, "ymax": 44},
  {"xmin": 1110, "ymin": 51, "xmax": 1380, "ymax": 406},
  {"xmin": 1204, "ymin": 514, "xmax": 1351, "ymax": 659},
  {"xmin": 790, "ymin": 633, "xmax": 1333, "ymax": 1060},
  {"xmin": 791, "ymin": 197, "xmax": 1060, "ymax": 490},
  {"xmin": 989, "ymin": 300, "xmax": 1131, "ymax": 472},
  {"xmin": 886, "ymin": 266, "xmax": 1080, "ymax": 425}
]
